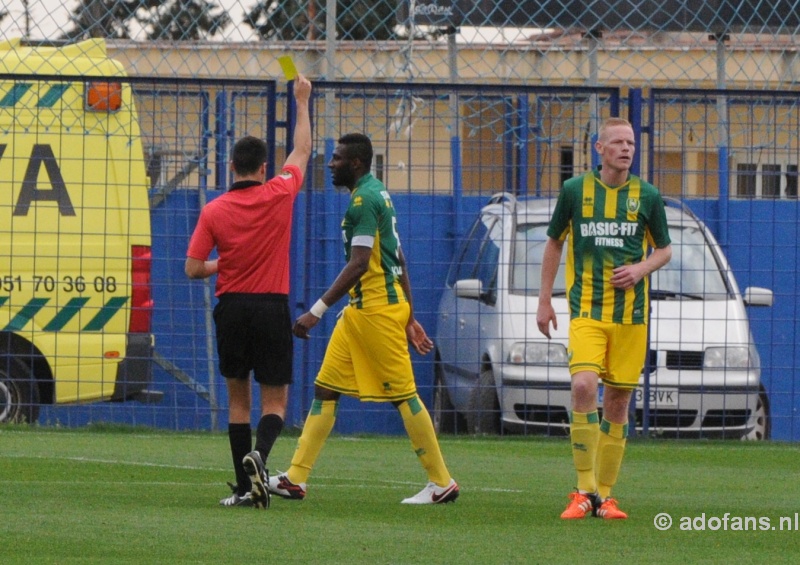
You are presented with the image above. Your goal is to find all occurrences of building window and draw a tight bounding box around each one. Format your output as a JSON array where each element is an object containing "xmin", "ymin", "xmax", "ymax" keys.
[
  {"xmin": 312, "ymin": 153, "xmax": 327, "ymax": 189},
  {"xmin": 736, "ymin": 163, "xmax": 757, "ymax": 198},
  {"xmin": 786, "ymin": 165, "xmax": 798, "ymax": 198},
  {"xmin": 373, "ymin": 153, "xmax": 385, "ymax": 184},
  {"xmin": 560, "ymin": 146, "xmax": 574, "ymax": 186},
  {"xmin": 762, "ymin": 164, "xmax": 781, "ymax": 198},
  {"xmin": 735, "ymin": 162, "xmax": 798, "ymax": 199}
]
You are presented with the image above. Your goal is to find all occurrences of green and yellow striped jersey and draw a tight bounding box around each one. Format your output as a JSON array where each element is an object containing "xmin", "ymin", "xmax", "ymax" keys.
[
  {"xmin": 342, "ymin": 173, "xmax": 406, "ymax": 308},
  {"xmin": 546, "ymin": 171, "xmax": 671, "ymax": 324}
]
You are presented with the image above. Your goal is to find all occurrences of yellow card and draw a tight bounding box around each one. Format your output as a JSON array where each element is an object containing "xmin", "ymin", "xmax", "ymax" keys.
[{"xmin": 277, "ymin": 55, "xmax": 298, "ymax": 81}]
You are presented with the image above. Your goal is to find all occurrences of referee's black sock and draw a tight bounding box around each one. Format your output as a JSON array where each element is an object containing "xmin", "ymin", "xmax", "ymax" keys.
[
  {"xmin": 228, "ymin": 423, "xmax": 252, "ymax": 495},
  {"xmin": 255, "ymin": 413, "xmax": 285, "ymax": 465}
]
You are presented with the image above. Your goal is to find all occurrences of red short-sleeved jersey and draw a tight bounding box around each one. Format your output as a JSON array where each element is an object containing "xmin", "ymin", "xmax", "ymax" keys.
[{"xmin": 186, "ymin": 165, "xmax": 303, "ymax": 296}]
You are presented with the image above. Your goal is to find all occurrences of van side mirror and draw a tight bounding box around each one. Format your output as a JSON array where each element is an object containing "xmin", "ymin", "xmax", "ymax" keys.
[
  {"xmin": 744, "ymin": 287, "xmax": 774, "ymax": 307},
  {"xmin": 453, "ymin": 279, "xmax": 483, "ymax": 300}
]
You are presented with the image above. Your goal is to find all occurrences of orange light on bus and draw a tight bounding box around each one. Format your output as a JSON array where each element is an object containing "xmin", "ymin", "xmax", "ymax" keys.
[{"xmin": 86, "ymin": 81, "xmax": 122, "ymax": 111}]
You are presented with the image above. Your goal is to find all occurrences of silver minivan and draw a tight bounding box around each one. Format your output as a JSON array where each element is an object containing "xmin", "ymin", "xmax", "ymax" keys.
[{"xmin": 433, "ymin": 193, "xmax": 773, "ymax": 439}]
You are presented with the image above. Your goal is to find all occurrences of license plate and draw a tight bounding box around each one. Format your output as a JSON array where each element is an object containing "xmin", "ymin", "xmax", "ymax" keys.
[
  {"xmin": 597, "ymin": 385, "xmax": 679, "ymax": 408},
  {"xmin": 635, "ymin": 387, "xmax": 678, "ymax": 408}
]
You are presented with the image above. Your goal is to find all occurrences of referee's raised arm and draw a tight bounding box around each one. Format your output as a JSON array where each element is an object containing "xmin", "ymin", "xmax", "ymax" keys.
[{"xmin": 283, "ymin": 74, "xmax": 312, "ymax": 173}]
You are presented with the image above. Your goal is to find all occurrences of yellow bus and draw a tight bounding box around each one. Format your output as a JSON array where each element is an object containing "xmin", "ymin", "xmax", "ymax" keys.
[{"xmin": 0, "ymin": 38, "xmax": 154, "ymax": 423}]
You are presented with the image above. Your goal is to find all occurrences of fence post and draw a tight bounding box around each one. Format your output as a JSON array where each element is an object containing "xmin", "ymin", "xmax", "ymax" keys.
[
  {"xmin": 628, "ymin": 87, "xmax": 643, "ymax": 177},
  {"xmin": 715, "ymin": 35, "xmax": 730, "ymax": 248}
]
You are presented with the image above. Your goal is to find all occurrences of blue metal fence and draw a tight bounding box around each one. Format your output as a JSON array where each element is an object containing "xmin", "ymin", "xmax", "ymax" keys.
[{"xmin": 19, "ymin": 77, "xmax": 800, "ymax": 440}]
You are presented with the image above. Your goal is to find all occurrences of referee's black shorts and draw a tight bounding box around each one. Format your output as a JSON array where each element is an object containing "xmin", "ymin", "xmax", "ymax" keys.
[{"xmin": 213, "ymin": 292, "xmax": 293, "ymax": 385}]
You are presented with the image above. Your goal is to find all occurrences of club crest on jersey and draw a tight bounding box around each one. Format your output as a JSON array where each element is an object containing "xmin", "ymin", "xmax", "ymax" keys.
[
  {"xmin": 353, "ymin": 196, "xmax": 363, "ymax": 207},
  {"xmin": 627, "ymin": 198, "xmax": 640, "ymax": 213}
]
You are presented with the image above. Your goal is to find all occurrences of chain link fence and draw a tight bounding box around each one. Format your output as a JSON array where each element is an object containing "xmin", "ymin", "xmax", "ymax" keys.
[
  {"xmin": 2, "ymin": 1, "xmax": 800, "ymax": 88},
  {"xmin": 2, "ymin": 2, "xmax": 799, "ymax": 439}
]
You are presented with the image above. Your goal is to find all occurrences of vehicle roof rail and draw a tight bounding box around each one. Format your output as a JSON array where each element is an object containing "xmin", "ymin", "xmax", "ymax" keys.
[
  {"xmin": 487, "ymin": 191, "xmax": 518, "ymax": 214},
  {"xmin": 487, "ymin": 192, "xmax": 516, "ymax": 205},
  {"xmin": 662, "ymin": 195, "xmax": 701, "ymax": 223}
]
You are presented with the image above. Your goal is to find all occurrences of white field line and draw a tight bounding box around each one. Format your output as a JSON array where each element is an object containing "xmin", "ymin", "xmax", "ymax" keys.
[{"xmin": 0, "ymin": 453, "xmax": 523, "ymax": 493}]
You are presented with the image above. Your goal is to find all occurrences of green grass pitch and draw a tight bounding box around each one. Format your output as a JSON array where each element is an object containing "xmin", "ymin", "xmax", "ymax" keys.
[{"xmin": 2, "ymin": 425, "xmax": 799, "ymax": 564}]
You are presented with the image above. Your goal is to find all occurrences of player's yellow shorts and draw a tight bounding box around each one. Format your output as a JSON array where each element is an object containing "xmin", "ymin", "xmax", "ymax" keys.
[
  {"xmin": 568, "ymin": 317, "xmax": 647, "ymax": 389},
  {"xmin": 315, "ymin": 302, "xmax": 418, "ymax": 402}
]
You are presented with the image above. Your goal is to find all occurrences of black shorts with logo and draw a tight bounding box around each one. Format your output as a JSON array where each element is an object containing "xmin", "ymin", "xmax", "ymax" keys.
[{"xmin": 213, "ymin": 293, "xmax": 293, "ymax": 385}]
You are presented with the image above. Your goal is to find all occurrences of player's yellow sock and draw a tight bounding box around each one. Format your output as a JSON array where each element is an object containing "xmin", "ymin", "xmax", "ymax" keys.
[
  {"xmin": 398, "ymin": 395, "xmax": 451, "ymax": 486},
  {"xmin": 570, "ymin": 410, "xmax": 600, "ymax": 493},
  {"xmin": 597, "ymin": 419, "xmax": 628, "ymax": 500},
  {"xmin": 288, "ymin": 399, "xmax": 337, "ymax": 484}
]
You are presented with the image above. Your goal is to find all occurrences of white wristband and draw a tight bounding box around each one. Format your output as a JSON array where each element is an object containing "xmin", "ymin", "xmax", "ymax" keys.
[{"xmin": 310, "ymin": 299, "xmax": 329, "ymax": 318}]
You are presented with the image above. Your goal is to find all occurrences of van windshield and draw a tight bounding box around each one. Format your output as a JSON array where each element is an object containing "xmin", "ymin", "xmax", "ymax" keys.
[
  {"xmin": 651, "ymin": 225, "xmax": 731, "ymax": 300},
  {"xmin": 510, "ymin": 223, "xmax": 731, "ymax": 300},
  {"xmin": 510, "ymin": 223, "xmax": 567, "ymax": 296}
]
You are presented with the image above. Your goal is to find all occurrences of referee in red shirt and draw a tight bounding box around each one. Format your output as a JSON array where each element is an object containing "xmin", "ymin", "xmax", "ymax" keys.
[{"xmin": 185, "ymin": 75, "xmax": 312, "ymax": 508}]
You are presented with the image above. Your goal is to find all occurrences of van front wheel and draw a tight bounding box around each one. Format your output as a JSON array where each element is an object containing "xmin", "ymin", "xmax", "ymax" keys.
[
  {"xmin": 742, "ymin": 387, "xmax": 770, "ymax": 441},
  {"xmin": 0, "ymin": 357, "xmax": 40, "ymax": 424},
  {"xmin": 433, "ymin": 361, "xmax": 456, "ymax": 434},
  {"xmin": 467, "ymin": 368, "xmax": 501, "ymax": 435}
]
